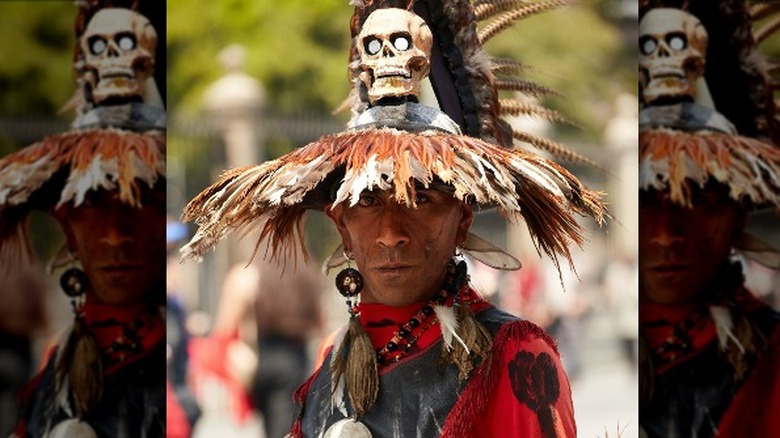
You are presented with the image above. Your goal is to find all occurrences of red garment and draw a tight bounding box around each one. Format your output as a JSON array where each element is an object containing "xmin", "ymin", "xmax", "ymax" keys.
[
  {"xmin": 640, "ymin": 285, "xmax": 780, "ymax": 436},
  {"xmin": 82, "ymin": 302, "xmax": 165, "ymax": 374},
  {"xmin": 716, "ymin": 327, "xmax": 780, "ymax": 436},
  {"xmin": 640, "ymin": 301, "xmax": 717, "ymax": 374},
  {"xmin": 307, "ymin": 288, "xmax": 575, "ymax": 437},
  {"xmin": 467, "ymin": 323, "xmax": 575, "ymax": 437},
  {"xmin": 188, "ymin": 330, "xmax": 253, "ymax": 423},
  {"xmin": 166, "ymin": 379, "xmax": 192, "ymax": 438}
]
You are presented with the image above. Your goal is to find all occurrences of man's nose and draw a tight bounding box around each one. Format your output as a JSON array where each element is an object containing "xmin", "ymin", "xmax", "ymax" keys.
[
  {"xmin": 648, "ymin": 212, "xmax": 684, "ymax": 247},
  {"xmin": 100, "ymin": 214, "xmax": 133, "ymax": 247},
  {"xmin": 375, "ymin": 205, "xmax": 410, "ymax": 248}
]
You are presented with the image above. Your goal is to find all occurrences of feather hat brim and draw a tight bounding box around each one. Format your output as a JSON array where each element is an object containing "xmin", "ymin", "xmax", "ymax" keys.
[
  {"xmin": 0, "ymin": 128, "xmax": 166, "ymax": 296},
  {"xmin": 181, "ymin": 127, "xmax": 605, "ymax": 270},
  {"xmin": 0, "ymin": 128, "xmax": 165, "ymax": 212},
  {"xmin": 639, "ymin": 128, "xmax": 780, "ymax": 209}
]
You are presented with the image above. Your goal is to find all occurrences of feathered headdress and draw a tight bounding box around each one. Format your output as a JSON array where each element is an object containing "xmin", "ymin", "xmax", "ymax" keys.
[
  {"xmin": 638, "ymin": 1, "xmax": 780, "ymax": 204},
  {"xmin": 638, "ymin": 0, "xmax": 780, "ymax": 267},
  {"xmin": 181, "ymin": 0, "xmax": 606, "ymax": 274},
  {"xmin": 0, "ymin": 1, "xmax": 165, "ymax": 300}
]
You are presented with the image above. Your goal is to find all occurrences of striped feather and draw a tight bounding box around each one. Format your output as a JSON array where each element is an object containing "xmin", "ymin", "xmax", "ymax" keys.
[
  {"xmin": 478, "ymin": 0, "xmax": 571, "ymax": 44},
  {"xmin": 511, "ymin": 129, "xmax": 597, "ymax": 166},
  {"xmin": 495, "ymin": 78, "xmax": 563, "ymax": 98},
  {"xmin": 498, "ymin": 99, "xmax": 574, "ymax": 126}
]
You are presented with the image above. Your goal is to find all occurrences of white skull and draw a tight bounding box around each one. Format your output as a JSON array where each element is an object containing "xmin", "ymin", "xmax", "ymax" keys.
[
  {"xmin": 639, "ymin": 8, "xmax": 707, "ymax": 105},
  {"xmin": 357, "ymin": 8, "xmax": 432, "ymax": 105},
  {"xmin": 80, "ymin": 8, "xmax": 157, "ymax": 106}
]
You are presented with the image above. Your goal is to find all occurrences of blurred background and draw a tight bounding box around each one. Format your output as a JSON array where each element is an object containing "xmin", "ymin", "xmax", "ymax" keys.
[
  {"xmin": 0, "ymin": 3, "xmax": 80, "ymax": 435},
  {"xmin": 0, "ymin": 0, "xmax": 648, "ymax": 437}
]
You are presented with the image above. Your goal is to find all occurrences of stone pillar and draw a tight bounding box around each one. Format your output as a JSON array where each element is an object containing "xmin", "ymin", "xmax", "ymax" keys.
[{"xmin": 201, "ymin": 45, "xmax": 266, "ymax": 310}]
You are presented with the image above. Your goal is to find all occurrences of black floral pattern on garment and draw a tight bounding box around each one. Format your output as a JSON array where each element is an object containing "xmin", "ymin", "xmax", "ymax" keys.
[{"xmin": 509, "ymin": 351, "xmax": 560, "ymax": 438}]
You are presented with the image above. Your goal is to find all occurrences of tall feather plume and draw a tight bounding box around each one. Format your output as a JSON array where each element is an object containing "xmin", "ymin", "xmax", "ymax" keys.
[
  {"xmin": 498, "ymin": 99, "xmax": 576, "ymax": 126},
  {"xmin": 477, "ymin": 0, "xmax": 571, "ymax": 43}
]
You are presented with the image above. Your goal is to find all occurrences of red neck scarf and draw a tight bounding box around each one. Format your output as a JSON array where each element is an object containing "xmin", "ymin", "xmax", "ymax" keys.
[
  {"xmin": 640, "ymin": 264, "xmax": 771, "ymax": 375},
  {"xmin": 81, "ymin": 301, "xmax": 165, "ymax": 374},
  {"xmin": 359, "ymin": 287, "xmax": 491, "ymax": 373}
]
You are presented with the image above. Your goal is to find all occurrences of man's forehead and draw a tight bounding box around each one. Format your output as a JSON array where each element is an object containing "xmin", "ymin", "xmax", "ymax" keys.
[{"xmin": 641, "ymin": 181, "xmax": 735, "ymax": 206}]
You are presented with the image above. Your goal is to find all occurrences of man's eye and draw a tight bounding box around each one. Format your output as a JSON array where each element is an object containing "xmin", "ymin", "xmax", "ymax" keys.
[
  {"xmin": 357, "ymin": 195, "xmax": 376, "ymax": 207},
  {"xmin": 414, "ymin": 194, "xmax": 430, "ymax": 204}
]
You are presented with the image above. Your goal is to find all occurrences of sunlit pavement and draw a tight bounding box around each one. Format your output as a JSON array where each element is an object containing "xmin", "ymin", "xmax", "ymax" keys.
[{"xmin": 572, "ymin": 310, "xmax": 639, "ymax": 438}]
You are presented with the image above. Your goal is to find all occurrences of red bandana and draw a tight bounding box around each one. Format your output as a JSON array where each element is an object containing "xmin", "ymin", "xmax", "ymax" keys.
[
  {"xmin": 359, "ymin": 287, "xmax": 490, "ymax": 373},
  {"xmin": 82, "ymin": 301, "xmax": 165, "ymax": 374}
]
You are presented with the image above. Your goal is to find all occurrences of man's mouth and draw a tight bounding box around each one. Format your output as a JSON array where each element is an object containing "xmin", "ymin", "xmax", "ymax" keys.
[
  {"xmin": 97, "ymin": 263, "xmax": 145, "ymax": 272},
  {"xmin": 375, "ymin": 263, "xmax": 413, "ymax": 275},
  {"xmin": 647, "ymin": 262, "xmax": 691, "ymax": 273}
]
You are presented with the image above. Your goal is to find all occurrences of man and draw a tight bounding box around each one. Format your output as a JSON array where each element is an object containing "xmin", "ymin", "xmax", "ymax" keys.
[
  {"xmin": 181, "ymin": 2, "xmax": 604, "ymax": 437},
  {"xmin": 637, "ymin": 3, "xmax": 780, "ymax": 436},
  {"xmin": 0, "ymin": 2, "xmax": 167, "ymax": 436}
]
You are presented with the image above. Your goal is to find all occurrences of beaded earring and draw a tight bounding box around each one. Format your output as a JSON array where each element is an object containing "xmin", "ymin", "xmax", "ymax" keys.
[
  {"xmin": 329, "ymin": 250, "xmax": 378, "ymax": 419},
  {"xmin": 335, "ymin": 251, "xmax": 364, "ymax": 311},
  {"xmin": 59, "ymin": 252, "xmax": 88, "ymax": 310}
]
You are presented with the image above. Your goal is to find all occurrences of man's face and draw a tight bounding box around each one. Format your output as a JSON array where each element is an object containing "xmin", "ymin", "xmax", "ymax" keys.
[
  {"xmin": 327, "ymin": 187, "xmax": 472, "ymax": 306},
  {"xmin": 639, "ymin": 186, "xmax": 746, "ymax": 305},
  {"xmin": 56, "ymin": 184, "xmax": 166, "ymax": 306}
]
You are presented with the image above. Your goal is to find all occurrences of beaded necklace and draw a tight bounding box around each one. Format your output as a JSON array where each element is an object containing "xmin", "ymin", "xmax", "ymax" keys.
[
  {"xmin": 373, "ymin": 261, "xmax": 466, "ymax": 365},
  {"xmin": 646, "ymin": 306, "xmax": 708, "ymax": 365},
  {"xmin": 375, "ymin": 290, "xmax": 449, "ymax": 365},
  {"xmin": 89, "ymin": 305, "xmax": 164, "ymax": 368}
]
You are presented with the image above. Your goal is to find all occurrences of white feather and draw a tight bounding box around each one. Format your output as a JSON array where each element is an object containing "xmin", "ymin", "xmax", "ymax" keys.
[
  {"xmin": 710, "ymin": 306, "xmax": 745, "ymax": 353},
  {"xmin": 433, "ymin": 305, "xmax": 469, "ymax": 353}
]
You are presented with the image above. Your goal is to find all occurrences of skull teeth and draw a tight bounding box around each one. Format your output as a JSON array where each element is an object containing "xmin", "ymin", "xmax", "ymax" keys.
[
  {"xmin": 375, "ymin": 67, "xmax": 411, "ymax": 79},
  {"xmin": 99, "ymin": 66, "xmax": 135, "ymax": 79},
  {"xmin": 650, "ymin": 67, "xmax": 685, "ymax": 79}
]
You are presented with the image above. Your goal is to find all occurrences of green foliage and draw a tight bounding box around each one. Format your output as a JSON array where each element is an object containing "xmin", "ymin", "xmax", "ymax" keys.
[
  {"xmin": 0, "ymin": 2, "xmax": 76, "ymax": 117},
  {"xmin": 483, "ymin": 2, "xmax": 633, "ymax": 141},
  {"xmin": 167, "ymin": 0, "xmax": 352, "ymax": 115}
]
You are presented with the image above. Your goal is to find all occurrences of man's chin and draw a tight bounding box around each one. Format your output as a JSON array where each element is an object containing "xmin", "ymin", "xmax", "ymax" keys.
[
  {"xmin": 642, "ymin": 277, "xmax": 703, "ymax": 305},
  {"xmin": 90, "ymin": 279, "xmax": 152, "ymax": 306}
]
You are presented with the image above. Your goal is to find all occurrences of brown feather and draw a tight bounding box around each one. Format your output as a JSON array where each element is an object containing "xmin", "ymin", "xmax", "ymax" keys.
[
  {"xmin": 478, "ymin": 0, "xmax": 571, "ymax": 44},
  {"xmin": 511, "ymin": 129, "xmax": 598, "ymax": 166},
  {"xmin": 498, "ymin": 98, "xmax": 575, "ymax": 126},
  {"xmin": 495, "ymin": 78, "xmax": 563, "ymax": 98},
  {"xmin": 640, "ymin": 129, "xmax": 780, "ymax": 208}
]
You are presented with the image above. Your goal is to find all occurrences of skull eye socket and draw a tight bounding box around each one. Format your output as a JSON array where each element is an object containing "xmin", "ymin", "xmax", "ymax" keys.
[
  {"xmin": 639, "ymin": 36, "xmax": 657, "ymax": 55},
  {"xmin": 89, "ymin": 36, "xmax": 108, "ymax": 55},
  {"xmin": 365, "ymin": 38, "xmax": 382, "ymax": 56},
  {"xmin": 666, "ymin": 33, "xmax": 687, "ymax": 51},
  {"xmin": 116, "ymin": 33, "xmax": 137, "ymax": 51},
  {"xmin": 392, "ymin": 34, "xmax": 411, "ymax": 51}
]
